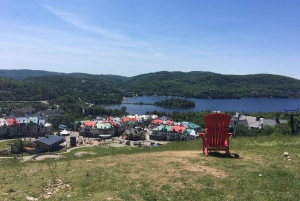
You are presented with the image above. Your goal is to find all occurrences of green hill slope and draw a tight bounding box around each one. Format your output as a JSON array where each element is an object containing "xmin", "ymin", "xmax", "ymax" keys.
[
  {"xmin": 0, "ymin": 70, "xmax": 299, "ymax": 101},
  {"xmin": 0, "ymin": 69, "xmax": 65, "ymax": 80},
  {"xmin": 122, "ymin": 71, "xmax": 300, "ymax": 99}
]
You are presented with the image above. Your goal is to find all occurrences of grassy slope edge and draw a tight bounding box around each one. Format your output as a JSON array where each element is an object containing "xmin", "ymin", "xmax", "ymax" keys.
[{"xmin": 1, "ymin": 136, "xmax": 300, "ymax": 201}]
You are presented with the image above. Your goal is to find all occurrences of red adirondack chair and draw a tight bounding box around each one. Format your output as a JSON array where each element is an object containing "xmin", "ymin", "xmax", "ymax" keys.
[{"xmin": 199, "ymin": 113, "xmax": 232, "ymax": 157}]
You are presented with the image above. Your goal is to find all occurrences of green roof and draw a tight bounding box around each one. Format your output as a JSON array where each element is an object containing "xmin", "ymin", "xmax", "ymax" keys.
[
  {"xmin": 95, "ymin": 122, "xmax": 112, "ymax": 129},
  {"xmin": 154, "ymin": 125, "xmax": 171, "ymax": 131},
  {"xmin": 113, "ymin": 117, "xmax": 121, "ymax": 121},
  {"xmin": 27, "ymin": 117, "xmax": 38, "ymax": 124},
  {"xmin": 182, "ymin": 122, "xmax": 201, "ymax": 129},
  {"xmin": 127, "ymin": 120, "xmax": 137, "ymax": 125}
]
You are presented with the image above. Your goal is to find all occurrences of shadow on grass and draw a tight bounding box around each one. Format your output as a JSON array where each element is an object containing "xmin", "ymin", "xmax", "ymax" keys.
[{"xmin": 207, "ymin": 152, "xmax": 240, "ymax": 159}]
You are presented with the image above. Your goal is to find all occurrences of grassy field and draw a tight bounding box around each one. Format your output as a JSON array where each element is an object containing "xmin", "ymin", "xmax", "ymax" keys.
[
  {"xmin": 1, "ymin": 136, "xmax": 300, "ymax": 201},
  {"xmin": 0, "ymin": 140, "xmax": 18, "ymax": 150}
]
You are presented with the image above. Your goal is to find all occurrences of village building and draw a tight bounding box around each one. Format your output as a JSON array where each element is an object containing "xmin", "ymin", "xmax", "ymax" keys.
[
  {"xmin": 150, "ymin": 119, "xmax": 163, "ymax": 128},
  {"xmin": 5, "ymin": 117, "xmax": 20, "ymax": 135},
  {"xmin": 150, "ymin": 117, "xmax": 201, "ymax": 141},
  {"xmin": 16, "ymin": 117, "xmax": 28, "ymax": 135},
  {"xmin": 78, "ymin": 116, "xmax": 125, "ymax": 138},
  {"xmin": 59, "ymin": 124, "xmax": 68, "ymax": 130},
  {"xmin": 80, "ymin": 121, "xmax": 97, "ymax": 136},
  {"xmin": 124, "ymin": 127, "xmax": 144, "ymax": 140},
  {"xmin": 34, "ymin": 135, "xmax": 65, "ymax": 152},
  {"xmin": 230, "ymin": 113, "xmax": 287, "ymax": 129},
  {"xmin": 0, "ymin": 115, "xmax": 52, "ymax": 138},
  {"xmin": 0, "ymin": 118, "xmax": 9, "ymax": 137}
]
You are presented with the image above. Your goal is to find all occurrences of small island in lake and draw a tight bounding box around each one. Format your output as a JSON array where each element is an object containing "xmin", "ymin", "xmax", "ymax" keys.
[{"xmin": 154, "ymin": 98, "xmax": 195, "ymax": 108}]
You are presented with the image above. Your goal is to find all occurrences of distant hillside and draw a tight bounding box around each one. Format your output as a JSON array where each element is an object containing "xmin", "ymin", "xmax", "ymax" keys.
[
  {"xmin": 0, "ymin": 70, "xmax": 130, "ymax": 83},
  {"xmin": 0, "ymin": 70, "xmax": 299, "ymax": 101},
  {"xmin": 0, "ymin": 69, "xmax": 66, "ymax": 80},
  {"xmin": 0, "ymin": 75, "xmax": 123, "ymax": 104},
  {"xmin": 122, "ymin": 71, "xmax": 300, "ymax": 99}
]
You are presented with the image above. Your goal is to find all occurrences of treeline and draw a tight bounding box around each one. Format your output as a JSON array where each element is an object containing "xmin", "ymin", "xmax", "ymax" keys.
[{"xmin": 154, "ymin": 98, "xmax": 195, "ymax": 108}]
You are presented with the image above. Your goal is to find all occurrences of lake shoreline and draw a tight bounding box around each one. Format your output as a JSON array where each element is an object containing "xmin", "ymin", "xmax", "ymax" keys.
[{"xmin": 103, "ymin": 96, "xmax": 300, "ymax": 114}]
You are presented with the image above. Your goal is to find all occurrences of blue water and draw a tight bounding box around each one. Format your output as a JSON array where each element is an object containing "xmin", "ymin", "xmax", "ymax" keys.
[{"xmin": 102, "ymin": 96, "xmax": 300, "ymax": 114}]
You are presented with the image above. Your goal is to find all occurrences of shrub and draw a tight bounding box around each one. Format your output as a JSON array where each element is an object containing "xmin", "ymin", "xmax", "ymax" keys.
[
  {"xmin": 261, "ymin": 125, "xmax": 274, "ymax": 136},
  {"xmin": 274, "ymin": 123, "xmax": 290, "ymax": 135}
]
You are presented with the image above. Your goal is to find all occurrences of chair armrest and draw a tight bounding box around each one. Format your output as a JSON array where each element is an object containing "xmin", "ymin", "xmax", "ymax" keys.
[{"xmin": 199, "ymin": 132, "xmax": 206, "ymax": 138}]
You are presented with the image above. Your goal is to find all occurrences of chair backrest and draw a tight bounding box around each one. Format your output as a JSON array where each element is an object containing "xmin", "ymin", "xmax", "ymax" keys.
[{"xmin": 204, "ymin": 113, "xmax": 231, "ymax": 147}]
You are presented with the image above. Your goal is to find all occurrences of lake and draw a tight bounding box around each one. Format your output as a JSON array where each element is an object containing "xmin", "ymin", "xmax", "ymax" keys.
[{"xmin": 102, "ymin": 96, "xmax": 300, "ymax": 114}]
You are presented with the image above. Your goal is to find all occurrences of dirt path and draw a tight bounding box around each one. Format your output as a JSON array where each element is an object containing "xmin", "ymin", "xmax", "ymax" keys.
[{"xmin": 34, "ymin": 154, "xmax": 62, "ymax": 160}]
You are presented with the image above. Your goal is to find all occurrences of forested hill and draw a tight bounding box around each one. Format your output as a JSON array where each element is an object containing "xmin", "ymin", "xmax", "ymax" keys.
[
  {"xmin": 122, "ymin": 71, "xmax": 300, "ymax": 99},
  {"xmin": 0, "ymin": 69, "xmax": 65, "ymax": 80},
  {"xmin": 0, "ymin": 76, "xmax": 123, "ymax": 104},
  {"xmin": 0, "ymin": 69, "xmax": 130, "ymax": 82},
  {"xmin": 0, "ymin": 70, "xmax": 299, "ymax": 102}
]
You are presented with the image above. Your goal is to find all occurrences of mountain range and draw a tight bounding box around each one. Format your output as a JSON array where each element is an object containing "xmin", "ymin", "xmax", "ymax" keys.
[{"xmin": 0, "ymin": 69, "xmax": 299, "ymax": 102}]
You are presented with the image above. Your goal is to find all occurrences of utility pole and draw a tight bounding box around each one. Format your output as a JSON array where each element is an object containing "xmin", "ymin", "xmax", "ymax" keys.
[{"xmin": 284, "ymin": 109, "xmax": 299, "ymax": 135}]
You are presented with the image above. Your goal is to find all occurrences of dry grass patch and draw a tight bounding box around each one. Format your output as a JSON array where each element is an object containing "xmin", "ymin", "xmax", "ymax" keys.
[{"xmin": 151, "ymin": 151, "xmax": 228, "ymax": 178}]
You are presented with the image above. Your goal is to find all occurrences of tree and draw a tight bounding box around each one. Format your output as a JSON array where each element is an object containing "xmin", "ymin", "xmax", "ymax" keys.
[
  {"xmin": 76, "ymin": 121, "xmax": 82, "ymax": 131},
  {"xmin": 121, "ymin": 106, "xmax": 127, "ymax": 112}
]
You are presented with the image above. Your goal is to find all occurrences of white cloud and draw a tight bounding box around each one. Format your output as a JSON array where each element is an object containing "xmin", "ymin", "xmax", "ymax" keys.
[{"xmin": 41, "ymin": 4, "xmax": 162, "ymax": 57}]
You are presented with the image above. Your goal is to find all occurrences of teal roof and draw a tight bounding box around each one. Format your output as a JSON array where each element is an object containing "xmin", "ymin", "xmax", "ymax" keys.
[
  {"xmin": 113, "ymin": 117, "xmax": 121, "ymax": 122},
  {"xmin": 127, "ymin": 120, "xmax": 137, "ymax": 125},
  {"xmin": 182, "ymin": 122, "xmax": 201, "ymax": 129},
  {"xmin": 184, "ymin": 129, "xmax": 193, "ymax": 134},
  {"xmin": 59, "ymin": 124, "xmax": 68, "ymax": 129},
  {"xmin": 27, "ymin": 117, "xmax": 38, "ymax": 124},
  {"xmin": 95, "ymin": 122, "xmax": 112, "ymax": 129},
  {"xmin": 16, "ymin": 117, "xmax": 28, "ymax": 124},
  {"xmin": 153, "ymin": 125, "xmax": 171, "ymax": 131}
]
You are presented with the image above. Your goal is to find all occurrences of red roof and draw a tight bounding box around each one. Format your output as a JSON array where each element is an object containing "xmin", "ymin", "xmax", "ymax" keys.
[
  {"xmin": 109, "ymin": 121, "xmax": 117, "ymax": 127},
  {"xmin": 151, "ymin": 119, "xmax": 163, "ymax": 125},
  {"xmin": 130, "ymin": 118, "xmax": 137, "ymax": 122},
  {"xmin": 83, "ymin": 121, "xmax": 97, "ymax": 128},
  {"xmin": 165, "ymin": 120, "xmax": 174, "ymax": 125},
  {"xmin": 170, "ymin": 125, "xmax": 186, "ymax": 133},
  {"xmin": 121, "ymin": 117, "xmax": 130, "ymax": 123},
  {"xmin": 6, "ymin": 118, "xmax": 19, "ymax": 126}
]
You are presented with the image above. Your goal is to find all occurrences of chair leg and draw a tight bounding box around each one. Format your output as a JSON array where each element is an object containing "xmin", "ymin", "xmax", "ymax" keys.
[
  {"xmin": 225, "ymin": 147, "xmax": 231, "ymax": 157},
  {"xmin": 204, "ymin": 147, "xmax": 208, "ymax": 156},
  {"xmin": 202, "ymin": 140, "xmax": 208, "ymax": 156}
]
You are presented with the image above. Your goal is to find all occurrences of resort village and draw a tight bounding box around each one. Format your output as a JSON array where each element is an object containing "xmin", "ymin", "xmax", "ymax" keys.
[{"xmin": 0, "ymin": 111, "xmax": 286, "ymax": 156}]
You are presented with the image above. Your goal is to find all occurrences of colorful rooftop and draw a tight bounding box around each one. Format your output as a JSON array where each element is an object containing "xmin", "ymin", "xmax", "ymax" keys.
[
  {"xmin": 170, "ymin": 125, "xmax": 186, "ymax": 133},
  {"xmin": 83, "ymin": 121, "xmax": 97, "ymax": 128},
  {"xmin": 6, "ymin": 118, "xmax": 20, "ymax": 126}
]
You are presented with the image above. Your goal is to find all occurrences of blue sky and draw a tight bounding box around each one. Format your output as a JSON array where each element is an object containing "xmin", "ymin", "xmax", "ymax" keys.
[{"xmin": 0, "ymin": 0, "xmax": 299, "ymax": 78}]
